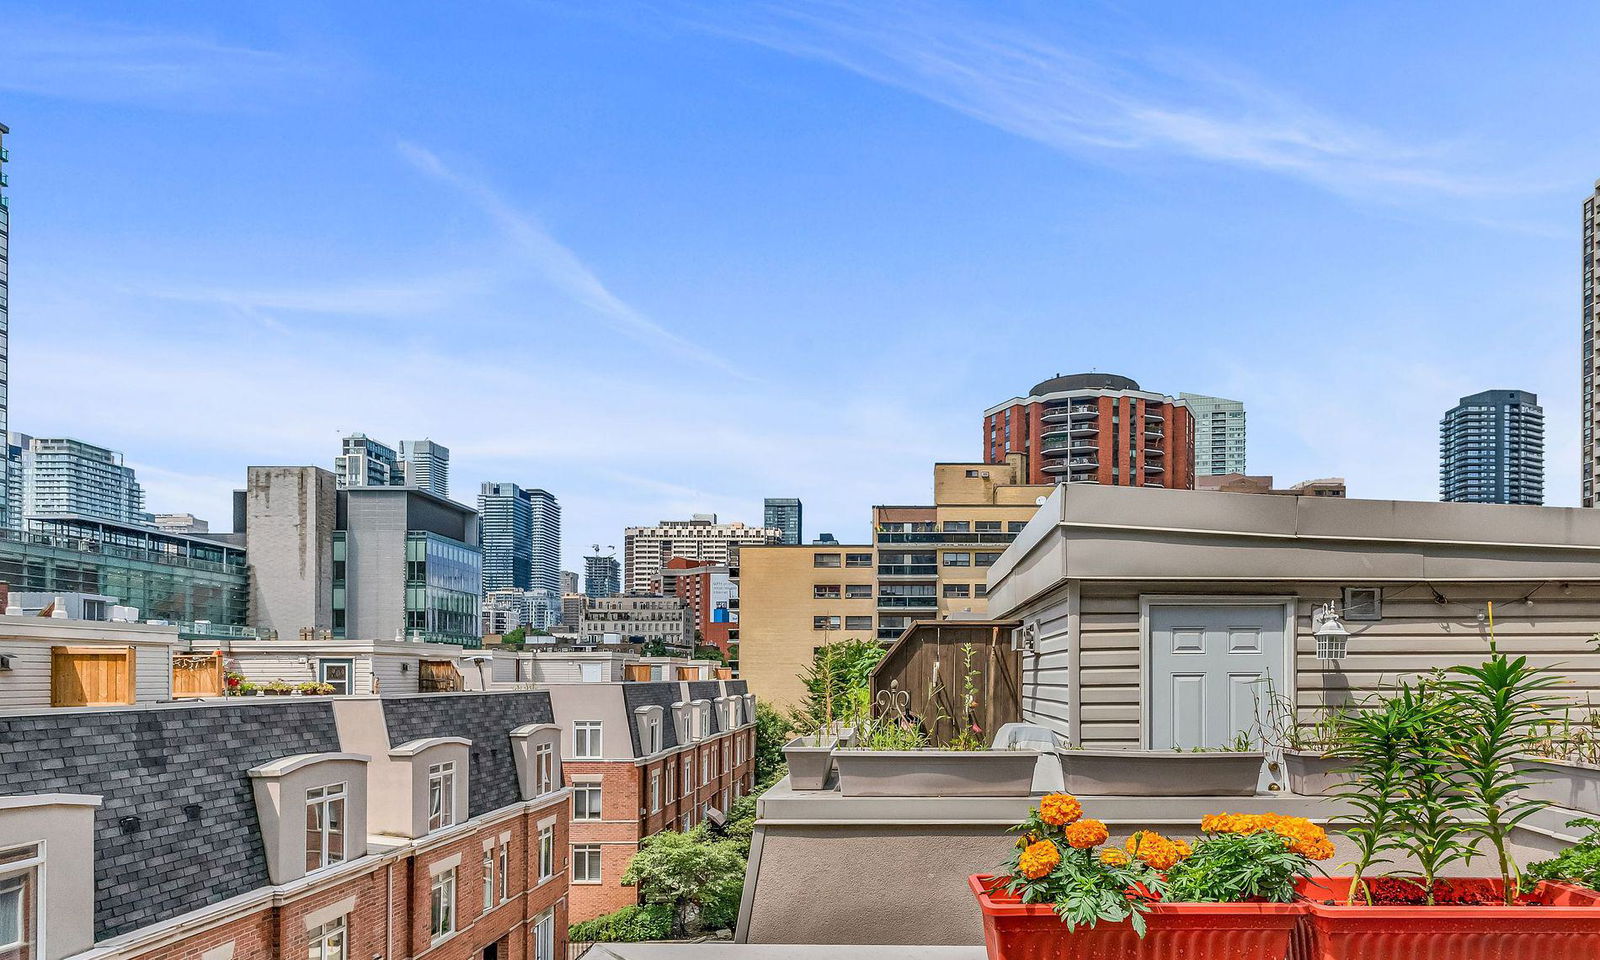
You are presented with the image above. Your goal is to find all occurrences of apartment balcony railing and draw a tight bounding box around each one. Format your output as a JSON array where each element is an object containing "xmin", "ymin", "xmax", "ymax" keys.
[{"xmin": 877, "ymin": 564, "xmax": 938, "ymax": 577}]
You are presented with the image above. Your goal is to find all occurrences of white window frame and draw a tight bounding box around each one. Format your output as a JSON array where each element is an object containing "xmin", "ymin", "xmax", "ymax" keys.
[
  {"xmin": 573, "ymin": 782, "xmax": 602, "ymax": 821},
  {"xmin": 482, "ymin": 851, "xmax": 496, "ymax": 914},
  {"xmin": 646, "ymin": 716, "xmax": 661, "ymax": 754},
  {"xmin": 428, "ymin": 762, "xmax": 456, "ymax": 831},
  {"xmin": 533, "ymin": 909, "xmax": 555, "ymax": 960},
  {"xmin": 573, "ymin": 721, "xmax": 603, "ymax": 759},
  {"xmin": 534, "ymin": 742, "xmax": 554, "ymax": 795},
  {"xmin": 572, "ymin": 844, "xmax": 602, "ymax": 884},
  {"xmin": 0, "ymin": 844, "xmax": 42, "ymax": 960},
  {"xmin": 305, "ymin": 782, "xmax": 347, "ymax": 872},
  {"xmin": 430, "ymin": 868, "xmax": 456, "ymax": 941},
  {"xmin": 498, "ymin": 842, "xmax": 510, "ymax": 903},
  {"xmin": 538, "ymin": 826, "xmax": 554, "ymax": 881},
  {"xmin": 665, "ymin": 762, "xmax": 676, "ymax": 799},
  {"xmin": 650, "ymin": 771, "xmax": 662, "ymax": 812},
  {"xmin": 309, "ymin": 915, "xmax": 347, "ymax": 960}
]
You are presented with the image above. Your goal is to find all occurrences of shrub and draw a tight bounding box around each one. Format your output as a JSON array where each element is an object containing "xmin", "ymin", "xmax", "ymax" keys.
[
  {"xmin": 568, "ymin": 903, "xmax": 672, "ymax": 943},
  {"xmin": 753, "ymin": 702, "xmax": 791, "ymax": 782},
  {"xmin": 622, "ymin": 829, "xmax": 746, "ymax": 936},
  {"xmin": 1529, "ymin": 818, "xmax": 1600, "ymax": 889}
]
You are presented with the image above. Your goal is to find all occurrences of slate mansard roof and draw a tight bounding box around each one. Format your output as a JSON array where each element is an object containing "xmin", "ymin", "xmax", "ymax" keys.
[
  {"xmin": 621, "ymin": 682, "xmax": 682, "ymax": 756},
  {"xmin": 0, "ymin": 700, "xmax": 343, "ymax": 939},
  {"xmin": 382, "ymin": 690, "xmax": 555, "ymax": 818}
]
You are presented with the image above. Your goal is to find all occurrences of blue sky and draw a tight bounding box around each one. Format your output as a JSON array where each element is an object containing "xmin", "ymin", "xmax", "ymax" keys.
[{"xmin": 1, "ymin": 1, "xmax": 1593, "ymax": 570}]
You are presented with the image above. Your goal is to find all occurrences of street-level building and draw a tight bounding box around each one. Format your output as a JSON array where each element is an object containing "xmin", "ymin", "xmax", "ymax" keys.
[
  {"xmin": 982, "ymin": 373, "xmax": 1196, "ymax": 488},
  {"xmin": 0, "ymin": 690, "xmax": 571, "ymax": 960},
  {"xmin": 543, "ymin": 679, "xmax": 756, "ymax": 922},
  {"xmin": 735, "ymin": 543, "xmax": 875, "ymax": 708}
]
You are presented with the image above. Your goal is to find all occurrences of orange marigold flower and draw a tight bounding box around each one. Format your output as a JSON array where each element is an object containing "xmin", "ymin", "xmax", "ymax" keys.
[
  {"xmin": 1039, "ymin": 793, "xmax": 1083, "ymax": 827},
  {"xmin": 1290, "ymin": 835, "xmax": 1335, "ymax": 861},
  {"xmin": 1064, "ymin": 818, "xmax": 1109, "ymax": 849},
  {"xmin": 1125, "ymin": 830, "xmax": 1182, "ymax": 870},
  {"xmin": 1099, "ymin": 848, "xmax": 1130, "ymax": 867},
  {"xmin": 1172, "ymin": 838, "xmax": 1193, "ymax": 860},
  {"xmin": 1018, "ymin": 839, "xmax": 1062, "ymax": 880}
]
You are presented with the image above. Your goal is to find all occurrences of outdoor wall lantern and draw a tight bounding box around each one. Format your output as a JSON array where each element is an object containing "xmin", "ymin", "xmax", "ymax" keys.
[{"xmin": 1313, "ymin": 604, "xmax": 1350, "ymax": 661}]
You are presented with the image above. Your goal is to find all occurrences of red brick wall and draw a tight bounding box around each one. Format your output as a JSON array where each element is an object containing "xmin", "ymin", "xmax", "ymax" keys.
[{"xmin": 124, "ymin": 794, "xmax": 570, "ymax": 960}]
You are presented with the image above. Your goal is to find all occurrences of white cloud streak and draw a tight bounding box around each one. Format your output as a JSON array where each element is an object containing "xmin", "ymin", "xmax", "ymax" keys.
[
  {"xmin": 397, "ymin": 142, "xmax": 751, "ymax": 378},
  {"xmin": 677, "ymin": 0, "xmax": 1522, "ymax": 201}
]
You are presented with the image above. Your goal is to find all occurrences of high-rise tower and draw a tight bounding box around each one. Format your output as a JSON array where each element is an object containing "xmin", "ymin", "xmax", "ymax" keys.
[
  {"xmin": 1441, "ymin": 389, "xmax": 1544, "ymax": 505},
  {"xmin": 1181, "ymin": 394, "xmax": 1247, "ymax": 477},
  {"xmin": 1585, "ymin": 181, "xmax": 1600, "ymax": 506}
]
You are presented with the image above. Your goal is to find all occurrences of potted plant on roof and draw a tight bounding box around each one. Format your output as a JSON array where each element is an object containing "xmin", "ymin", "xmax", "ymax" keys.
[
  {"xmin": 1521, "ymin": 697, "xmax": 1600, "ymax": 812},
  {"xmin": 833, "ymin": 642, "xmax": 1037, "ymax": 798},
  {"xmin": 262, "ymin": 679, "xmax": 292, "ymax": 696},
  {"xmin": 1259, "ymin": 690, "xmax": 1353, "ymax": 796},
  {"xmin": 970, "ymin": 794, "xmax": 1325, "ymax": 959},
  {"xmin": 1057, "ymin": 734, "xmax": 1268, "ymax": 797},
  {"xmin": 782, "ymin": 641, "xmax": 871, "ymax": 790},
  {"xmin": 1296, "ymin": 604, "xmax": 1600, "ymax": 959}
]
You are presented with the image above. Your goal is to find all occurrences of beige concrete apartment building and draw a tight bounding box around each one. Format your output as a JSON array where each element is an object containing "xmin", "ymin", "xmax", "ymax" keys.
[{"xmin": 736, "ymin": 456, "xmax": 1051, "ymax": 708}]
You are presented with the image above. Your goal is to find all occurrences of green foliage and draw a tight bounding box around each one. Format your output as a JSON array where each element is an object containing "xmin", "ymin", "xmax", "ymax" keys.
[
  {"xmin": 568, "ymin": 903, "xmax": 673, "ymax": 943},
  {"xmin": 793, "ymin": 639, "xmax": 885, "ymax": 734},
  {"xmin": 640, "ymin": 638, "xmax": 668, "ymax": 658},
  {"xmin": 1000, "ymin": 806, "xmax": 1163, "ymax": 937},
  {"xmin": 621, "ymin": 829, "xmax": 747, "ymax": 936},
  {"xmin": 1444, "ymin": 634, "xmax": 1565, "ymax": 902},
  {"xmin": 754, "ymin": 701, "xmax": 791, "ymax": 783},
  {"xmin": 693, "ymin": 646, "xmax": 725, "ymax": 662},
  {"xmin": 1331, "ymin": 692, "xmax": 1418, "ymax": 902},
  {"xmin": 1529, "ymin": 818, "xmax": 1600, "ymax": 889},
  {"xmin": 1164, "ymin": 831, "xmax": 1311, "ymax": 904},
  {"xmin": 853, "ymin": 717, "xmax": 929, "ymax": 750},
  {"xmin": 501, "ymin": 626, "xmax": 526, "ymax": 646}
]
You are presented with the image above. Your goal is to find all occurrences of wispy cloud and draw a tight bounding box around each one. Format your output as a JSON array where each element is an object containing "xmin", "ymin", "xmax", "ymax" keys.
[
  {"xmin": 0, "ymin": 16, "xmax": 327, "ymax": 108},
  {"xmin": 150, "ymin": 269, "xmax": 495, "ymax": 326},
  {"xmin": 675, "ymin": 0, "xmax": 1524, "ymax": 201},
  {"xmin": 398, "ymin": 141, "xmax": 751, "ymax": 378}
]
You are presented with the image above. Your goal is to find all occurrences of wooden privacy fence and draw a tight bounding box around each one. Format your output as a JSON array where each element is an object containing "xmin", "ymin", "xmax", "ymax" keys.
[
  {"xmin": 172, "ymin": 652, "xmax": 224, "ymax": 698},
  {"xmin": 419, "ymin": 659, "xmax": 463, "ymax": 692},
  {"xmin": 869, "ymin": 620, "xmax": 1021, "ymax": 746},
  {"xmin": 51, "ymin": 645, "xmax": 136, "ymax": 707}
]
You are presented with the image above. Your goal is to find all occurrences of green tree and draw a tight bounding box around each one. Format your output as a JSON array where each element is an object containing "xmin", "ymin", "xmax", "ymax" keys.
[
  {"xmin": 693, "ymin": 646, "xmax": 725, "ymax": 663},
  {"xmin": 500, "ymin": 626, "xmax": 526, "ymax": 647},
  {"xmin": 754, "ymin": 701, "xmax": 792, "ymax": 783},
  {"xmin": 621, "ymin": 829, "xmax": 747, "ymax": 936},
  {"xmin": 640, "ymin": 638, "xmax": 668, "ymax": 658},
  {"xmin": 794, "ymin": 639, "xmax": 884, "ymax": 733}
]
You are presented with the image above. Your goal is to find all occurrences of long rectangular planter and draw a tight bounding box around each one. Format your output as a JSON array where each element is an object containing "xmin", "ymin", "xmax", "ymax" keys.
[
  {"xmin": 1061, "ymin": 750, "xmax": 1265, "ymax": 797},
  {"xmin": 971, "ymin": 874, "xmax": 1303, "ymax": 960},
  {"xmin": 1296, "ymin": 877, "xmax": 1600, "ymax": 960},
  {"xmin": 1282, "ymin": 749, "xmax": 1350, "ymax": 796},
  {"xmin": 1519, "ymin": 757, "xmax": 1600, "ymax": 812},
  {"xmin": 835, "ymin": 750, "xmax": 1037, "ymax": 797},
  {"xmin": 783, "ymin": 736, "xmax": 838, "ymax": 791}
]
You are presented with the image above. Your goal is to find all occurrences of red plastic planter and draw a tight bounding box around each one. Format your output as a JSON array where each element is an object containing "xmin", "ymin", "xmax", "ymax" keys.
[
  {"xmin": 1296, "ymin": 877, "xmax": 1600, "ymax": 960},
  {"xmin": 970, "ymin": 874, "xmax": 1304, "ymax": 960}
]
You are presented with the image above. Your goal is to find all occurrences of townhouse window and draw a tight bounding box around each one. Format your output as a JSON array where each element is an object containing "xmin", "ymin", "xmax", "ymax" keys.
[
  {"xmin": 573, "ymin": 845, "xmax": 603, "ymax": 884},
  {"xmin": 1008, "ymin": 521, "xmax": 1027, "ymax": 533},
  {"xmin": 943, "ymin": 552, "xmax": 970, "ymax": 567},
  {"xmin": 665, "ymin": 762, "xmax": 676, "ymax": 799},
  {"xmin": 844, "ymin": 553, "xmax": 872, "ymax": 567},
  {"xmin": 428, "ymin": 762, "xmax": 456, "ymax": 831},
  {"xmin": 812, "ymin": 616, "xmax": 841, "ymax": 630},
  {"xmin": 845, "ymin": 615, "xmax": 873, "ymax": 631},
  {"xmin": 813, "ymin": 585, "xmax": 842, "ymax": 599},
  {"xmin": 646, "ymin": 716, "xmax": 662, "ymax": 754},
  {"xmin": 0, "ymin": 844, "xmax": 41, "ymax": 960},
  {"xmin": 574, "ymin": 721, "xmax": 603, "ymax": 759},
  {"xmin": 975, "ymin": 552, "xmax": 1003, "ymax": 567},
  {"xmin": 844, "ymin": 584, "xmax": 872, "ymax": 599},
  {"xmin": 651, "ymin": 771, "xmax": 662, "ymax": 812},
  {"xmin": 533, "ymin": 909, "xmax": 556, "ymax": 960},
  {"xmin": 309, "ymin": 916, "xmax": 347, "ymax": 960},
  {"xmin": 535, "ymin": 742, "xmax": 555, "ymax": 795},
  {"xmin": 573, "ymin": 783, "xmax": 602, "ymax": 820},
  {"xmin": 684, "ymin": 756, "xmax": 694, "ymax": 791},
  {"xmin": 538, "ymin": 826, "xmax": 555, "ymax": 881},
  {"xmin": 975, "ymin": 584, "xmax": 989, "ymax": 597},
  {"xmin": 430, "ymin": 868, "xmax": 456, "ymax": 940},
  {"xmin": 483, "ymin": 851, "xmax": 497, "ymax": 913},
  {"xmin": 305, "ymin": 782, "xmax": 347, "ymax": 871},
  {"xmin": 813, "ymin": 553, "xmax": 841, "ymax": 568},
  {"xmin": 498, "ymin": 842, "xmax": 510, "ymax": 903},
  {"xmin": 722, "ymin": 741, "xmax": 730, "ymax": 774},
  {"xmin": 703, "ymin": 749, "xmax": 713, "ymax": 784}
]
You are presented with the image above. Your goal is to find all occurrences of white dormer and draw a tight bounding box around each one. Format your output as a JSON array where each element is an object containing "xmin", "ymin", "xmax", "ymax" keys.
[
  {"xmin": 690, "ymin": 699, "xmax": 713, "ymax": 739},
  {"xmin": 633, "ymin": 705, "xmax": 665, "ymax": 756},
  {"xmin": 510, "ymin": 723, "xmax": 563, "ymax": 800},
  {"xmin": 248, "ymin": 753, "xmax": 371, "ymax": 885},
  {"xmin": 741, "ymin": 693, "xmax": 756, "ymax": 727},
  {"xmin": 367, "ymin": 737, "xmax": 471, "ymax": 839},
  {"xmin": 671, "ymin": 700, "xmax": 692, "ymax": 743},
  {"xmin": 0, "ymin": 794, "xmax": 100, "ymax": 960},
  {"xmin": 714, "ymin": 696, "xmax": 736, "ymax": 731}
]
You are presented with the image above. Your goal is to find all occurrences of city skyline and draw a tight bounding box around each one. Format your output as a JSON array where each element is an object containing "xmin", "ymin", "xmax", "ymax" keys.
[{"xmin": 3, "ymin": 3, "xmax": 1595, "ymax": 573}]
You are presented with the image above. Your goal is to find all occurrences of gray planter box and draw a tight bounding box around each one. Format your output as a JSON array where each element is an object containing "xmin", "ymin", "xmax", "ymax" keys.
[
  {"xmin": 833, "ymin": 749, "xmax": 1038, "ymax": 797},
  {"xmin": 1520, "ymin": 757, "xmax": 1600, "ymax": 813},
  {"xmin": 1282, "ymin": 749, "xmax": 1350, "ymax": 796},
  {"xmin": 784, "ymin": 736, "xmax": 839, "ymax": 791},
  {"xmin": 1061, "ymin": 750, "xmax": 1266, "ymax": 797}
]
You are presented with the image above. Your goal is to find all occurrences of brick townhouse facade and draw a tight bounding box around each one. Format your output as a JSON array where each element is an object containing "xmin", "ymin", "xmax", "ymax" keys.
[
  {"xmin": 545, "ymin": 678, "xmax": 757, "ymax": 922},
  {"xmin": 0, "ymin": 692, "xmax": 572, "ymax": 960}
]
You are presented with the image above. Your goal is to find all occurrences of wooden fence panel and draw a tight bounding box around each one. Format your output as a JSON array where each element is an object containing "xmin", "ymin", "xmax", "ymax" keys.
[
  {"xmin": 51, "ymin": 646, "xmax": 136, "ymax": 707},
  {"xmin": 173, "ymin": 652, "xmax": 224, "ymax": 698},
  {"xmin": 419, "ymin": 659, "xmax": 462, "ymax": 692},
  {"xmin": 869, "ymin": 624, "xmax": 1020, "ymax": 746}
]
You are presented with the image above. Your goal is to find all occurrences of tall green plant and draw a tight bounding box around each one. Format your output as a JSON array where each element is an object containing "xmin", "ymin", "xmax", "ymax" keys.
[
  {"xmin": 792, "ymin": 639, "xmax": 884, "ymax": 735},
  {"xmin": 1331, "ymin": 689, "xmax": 1425, "ymax": 903},
  {"xmin": 1391, "ymin": 681, "xmax": 1478, "ymax": 903},
  {"xmin": 1444, "ymin": 604, "xmax": 1564, "ymax": 904}
]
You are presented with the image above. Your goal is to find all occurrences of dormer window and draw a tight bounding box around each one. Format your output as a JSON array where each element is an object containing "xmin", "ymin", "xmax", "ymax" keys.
[
  {"xmin": 535, "ymin": 742, "xmax": 554, "ymax": 794},
  {"xmin": 647, "ymin": 715, "xmax": 661, "ymax": 754},
  {"xmin": 428, "ymin": 762, "xmax": 456, "ymax": 831},
  {"xmin": 305, "ymin": 782, "xmax": 347, "ymax": 872}
]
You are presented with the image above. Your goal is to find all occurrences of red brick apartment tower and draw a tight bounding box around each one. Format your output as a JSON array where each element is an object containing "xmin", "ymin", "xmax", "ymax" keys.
[{"xmin": 982, "ymin": 373, "xmax": 1195, "ymax": 488}]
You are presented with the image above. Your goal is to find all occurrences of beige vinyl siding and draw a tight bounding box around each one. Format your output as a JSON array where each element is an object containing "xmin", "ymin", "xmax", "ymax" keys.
[
  {"xmin": 372, "ymin": 653, "xmax": 418, "ymax": 695},
  {"xmin": 136, "ymin": 644, "xmax": 172, "ymax": 702},
  {"xmin": 1020, "ymin": 581, "xmax": 1600, "ymax": 748},
  {"xmin": 0, "ymin": 637, "xmax": 171, "ymax": 710}
]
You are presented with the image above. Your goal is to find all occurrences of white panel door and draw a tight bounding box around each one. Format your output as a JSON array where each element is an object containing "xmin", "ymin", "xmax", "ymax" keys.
[{"xmin": 1148, "ymin": 603, "xmax": 1286, "ymax": 750}]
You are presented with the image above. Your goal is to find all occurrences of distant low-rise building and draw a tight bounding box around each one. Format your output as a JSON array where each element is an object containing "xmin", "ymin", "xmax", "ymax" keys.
[
  {"xmin": 151, "ymin": 512, "xmax": 209, "ymax": 534},
  {"xmin": 580, "ymin": 595, "xmax": 694, "ymax": 651},
  {"xmin": 1196, "ymin": 473, "xmax": 1347, "ymax": 498}
]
